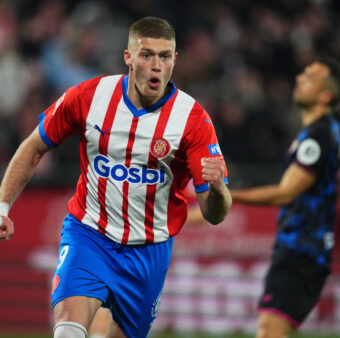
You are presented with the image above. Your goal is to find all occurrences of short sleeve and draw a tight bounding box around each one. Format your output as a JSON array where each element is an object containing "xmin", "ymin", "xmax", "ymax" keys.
[
  {"xmin": 39, "ymin": 84, "xmax": 82, "ymax": 147},
  {"xmin": 294, "ymin": 126, "xmax": 331, "ymax": 175},
  {"xmin": 184, "ymin": 104, "xmax": 228, "ymax": 192}
]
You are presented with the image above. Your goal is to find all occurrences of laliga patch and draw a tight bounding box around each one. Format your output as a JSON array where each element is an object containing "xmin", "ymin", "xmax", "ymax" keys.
[
  {"xmin": 51, "ymin": 274, "xmax": 60, "ymax": 295},
  {"xmin": 150, "ymin": 138, "xmax": 171, "ymax": 159},
  {"xmin": 296, "ymin": 138, "xmax": 321, "ymax": 165},
  {"xmin": 208, "ymin": 144, "xmax": 222, "ymax": 156}
]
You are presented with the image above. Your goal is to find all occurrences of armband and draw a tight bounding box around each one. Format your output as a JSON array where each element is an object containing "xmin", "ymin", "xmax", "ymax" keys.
[{"xmin": 0, "ymin": 202, "xmax": 10, "ymax": 217}]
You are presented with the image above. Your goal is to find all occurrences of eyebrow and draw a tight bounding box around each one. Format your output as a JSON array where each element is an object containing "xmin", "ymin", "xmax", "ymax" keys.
[{"xmin": 140, "ymin": 48, "xmax": 172, "ymax": 54}]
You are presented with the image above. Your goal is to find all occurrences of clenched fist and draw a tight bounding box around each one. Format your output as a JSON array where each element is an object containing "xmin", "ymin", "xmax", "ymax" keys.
[
  {"xmin": 0, "ymin": 216, "xmax": 14, "ymax": 241},
  {"xmin": 201, "ymin": 157, "xmax": 226, "ymax": 188}
]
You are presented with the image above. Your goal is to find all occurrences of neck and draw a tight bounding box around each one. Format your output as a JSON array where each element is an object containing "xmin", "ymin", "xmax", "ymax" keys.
[
  {"xmin": 126, "ymin": 74, "xmax": 167, "ymax": 109},
  {"xmin": 301, "ymin": 105, "xmax": 331, "ymax": 126}
]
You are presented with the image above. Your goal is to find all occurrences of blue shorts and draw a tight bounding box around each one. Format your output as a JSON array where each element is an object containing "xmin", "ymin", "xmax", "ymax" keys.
[{"xmin": 51, "ymin": 214, "xmax": 174, "ymax": 338}]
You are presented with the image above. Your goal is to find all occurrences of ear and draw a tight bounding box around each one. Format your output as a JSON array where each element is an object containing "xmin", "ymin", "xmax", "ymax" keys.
[
  {"xmin": 174, "ymin": 51, "xmax": 178, "ymax": 65},
  {"xmin": 319, "ymin": 90, "xmax": 334, "ymax": 106},
  {"xmin": 124, "ymin": 49, "xmax": 132, "ymax": 68}
]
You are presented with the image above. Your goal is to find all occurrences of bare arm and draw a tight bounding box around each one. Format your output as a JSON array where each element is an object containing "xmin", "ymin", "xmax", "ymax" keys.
[
  {"xmin": 196, "ymin": 157, "xmax": 232, "ymax": 225},
  {"xmin": 0, "ymin": 127, "xmax": 51, "ymax": 240},
  {"xmin": 231, "ymin": 163, "xmax": 316, "ymax": 206}
]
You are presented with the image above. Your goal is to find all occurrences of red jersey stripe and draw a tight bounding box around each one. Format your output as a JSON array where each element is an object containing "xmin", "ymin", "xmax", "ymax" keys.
[
  {"xmin": 97, "ymin": 76, "xmax": 124, "ymax": 233},
  {"xmin": 166, "ymin": 102, "xmax": 203, "ymax": 236},
  {"xmin": 121, "ymin": 117, "xmax": 139, "ymax": 244},
  {"xmin": 144, "ymin": 90, "xmax": 179, "ymax": 243},
  {"xmin": 68, "ymin": 80, "xmax": 102, "ymax": 221}
]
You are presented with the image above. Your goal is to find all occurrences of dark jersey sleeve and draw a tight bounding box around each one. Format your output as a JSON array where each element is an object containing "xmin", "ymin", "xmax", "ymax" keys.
[{"xmin": 294, "ymin": 123, "xmax": 333, "ymax": 176}]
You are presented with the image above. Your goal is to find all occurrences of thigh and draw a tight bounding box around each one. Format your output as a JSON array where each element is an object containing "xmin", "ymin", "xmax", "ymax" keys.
[
  {"xmin": 54, "ymin": 296, "xmax": 102, "ymax": 330},
  {"xmin": 106, "ymin": 319, "xmax": 125, "ymax": 338},
  {"xmin": 89, "ymin": 307, "xmax": 111, "ymax": 335}
]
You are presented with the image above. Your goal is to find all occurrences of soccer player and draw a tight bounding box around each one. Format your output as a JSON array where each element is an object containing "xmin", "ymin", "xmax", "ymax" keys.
[
  {"xmin": 231, "ymin": 58, "xmax": 340, "ymax": 338},
  {"xmin": 0, "ymin": 17, "xmax": 232, "ymax": 338}
]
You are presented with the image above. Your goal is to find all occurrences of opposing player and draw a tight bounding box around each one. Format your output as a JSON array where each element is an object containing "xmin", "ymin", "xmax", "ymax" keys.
[
  {"xmin": 0, "ymin": 17, "xmax": 232, "ymax": 338},
  {"xmin": 231, "ymin": 58, "xmax": 340, "ymax": 338}
]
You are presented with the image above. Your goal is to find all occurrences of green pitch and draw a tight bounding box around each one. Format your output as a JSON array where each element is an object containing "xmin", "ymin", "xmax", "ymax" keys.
[{"xmin": 0, "ymin": 333, "xmax": 340, "ymax": 338}]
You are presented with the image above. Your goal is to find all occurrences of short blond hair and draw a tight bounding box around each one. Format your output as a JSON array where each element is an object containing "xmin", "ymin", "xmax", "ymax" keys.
[{"xmin": 128, "ymin": 17, "xmax": 176, "ymax": 47}]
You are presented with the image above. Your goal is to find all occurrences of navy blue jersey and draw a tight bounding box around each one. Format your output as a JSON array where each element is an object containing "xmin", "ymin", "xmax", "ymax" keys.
[{"xmin": 275, "ymin": 115, "xmax": 340, "ymax": 269}]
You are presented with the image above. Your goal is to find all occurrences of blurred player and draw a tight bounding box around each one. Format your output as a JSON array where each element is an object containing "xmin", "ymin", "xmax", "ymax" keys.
[
  {"xmin": 231, "ymin": 58, "xmax": 340, "ymax": 338},
  {"xmin": 0, "ymin": 16, "xmax": 231, "ymax": 338}
]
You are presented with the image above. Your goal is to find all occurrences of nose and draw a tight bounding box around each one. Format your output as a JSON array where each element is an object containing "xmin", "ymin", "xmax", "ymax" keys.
[
  {"xmin": 296, "ymin": 73, "xmax": 303, "ymax": 83},
  {"xmin": 151, "ymin": 56, "xmax": 161, "ymax": 71}
]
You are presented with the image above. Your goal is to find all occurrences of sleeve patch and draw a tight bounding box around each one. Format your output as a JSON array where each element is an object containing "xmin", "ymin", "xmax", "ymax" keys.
[
  {"xmin": 296, "ymin": 138, "xmax": 321, "ymax": 166},
  {"xmin": 208, "ymin": 144, "xmax": 222, "ymax": 155}
]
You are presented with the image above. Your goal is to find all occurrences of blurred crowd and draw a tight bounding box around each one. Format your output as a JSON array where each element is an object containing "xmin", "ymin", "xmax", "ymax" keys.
[{"xmin": 0, "ymin": 0, "xmax": 340, "ymax": 187}]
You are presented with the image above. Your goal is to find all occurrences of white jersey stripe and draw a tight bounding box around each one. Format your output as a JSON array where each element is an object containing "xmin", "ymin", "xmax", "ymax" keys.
[
  {"xmin": 82, "ymin": 75, "xmax": 122, "ymax": 231},
  {"xmin": 106, "ymin": 100, "xmax": 136, "ymax": 242},
  {"xmin": 152, "ymin": 90, "xmax": 196, "ymax": 240},
  {"xmin": 126, "ymin": 108, "xmax": 162, "ymax": 243}
]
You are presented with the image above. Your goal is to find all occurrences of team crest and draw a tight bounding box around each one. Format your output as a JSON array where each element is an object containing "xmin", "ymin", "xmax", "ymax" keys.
[
  {"xmin": 150, "ymin": 291, "xmax": 163, "ymax": 320},
  {"xmin": 150, "ymin": 138, "xmax": 171, "ymax": 159}
]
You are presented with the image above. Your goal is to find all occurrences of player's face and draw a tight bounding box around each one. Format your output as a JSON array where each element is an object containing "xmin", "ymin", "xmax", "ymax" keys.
[
  {"xmin": 293, "ymin": 62, "xmax": 330, "ymax": 108},
  {"xmin": 124, "ymin": 37, "xmax": 177, "ymax": 107}
]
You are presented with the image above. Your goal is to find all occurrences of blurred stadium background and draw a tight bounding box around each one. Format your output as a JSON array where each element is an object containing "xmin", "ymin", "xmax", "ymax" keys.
[{"xmin": 1, "ymin": 0, "xmax": 340, "ymax": 337}]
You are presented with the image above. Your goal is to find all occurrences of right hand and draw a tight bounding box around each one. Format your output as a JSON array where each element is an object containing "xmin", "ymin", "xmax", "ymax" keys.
[{"xmin": 0, "ymin": 216, "xmax": 14, "ymax": 241}]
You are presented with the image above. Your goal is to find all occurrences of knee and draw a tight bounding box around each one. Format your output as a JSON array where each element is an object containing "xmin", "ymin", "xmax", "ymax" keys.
[
  {"xmin": 54, "ymin": 321, "xmax": 88, "ymax": 338},
  {"xmin": 256, "ymin": 326, "xmax": 288, "ymax": 338},
  {"xmin": 256, "ymin": 313, "xmax": 290, "ymax": 338}
]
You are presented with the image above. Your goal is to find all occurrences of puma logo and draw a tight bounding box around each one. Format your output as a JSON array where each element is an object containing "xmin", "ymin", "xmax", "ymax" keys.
[{"xmin": 94, "ymin": 125, "xmax": 110, "ymax": 139}]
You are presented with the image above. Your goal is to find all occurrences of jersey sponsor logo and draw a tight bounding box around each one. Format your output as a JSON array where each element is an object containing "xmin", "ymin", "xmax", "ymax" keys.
[
  {"xmin": 208, "ymin": 143, "xmax": 222, "ymax": 155},
  {"xmin": 150, "ymin": 138, "xmax": 171, "ymax": 159},
  {"xmin": 296, "ymin": 138, "xmax": 321, "ymax": 165},
  {"xmin": 94, "ymin": 155, "xmax": 165, "ymax": 184},
  {"xmin": 93, "ymin": 125, "xmax": 110, "ymax": 139}
]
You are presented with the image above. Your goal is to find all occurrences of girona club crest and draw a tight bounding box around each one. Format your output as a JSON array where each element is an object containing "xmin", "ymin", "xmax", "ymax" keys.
[{"xmin": 150, "ymin": 138, "xmax": 171, "ymax": 159}]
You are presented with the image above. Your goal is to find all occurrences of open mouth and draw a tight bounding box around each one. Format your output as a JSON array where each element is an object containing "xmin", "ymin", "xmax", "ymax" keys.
[{"xmin": 149, "ymin": 77, "xmax": 160, "ymax": 89}]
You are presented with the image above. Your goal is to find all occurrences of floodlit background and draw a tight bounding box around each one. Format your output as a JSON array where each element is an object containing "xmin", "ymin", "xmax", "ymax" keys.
[{"xmin": 1, "ymin": 0, "xmax": 340, "ymax": 337}]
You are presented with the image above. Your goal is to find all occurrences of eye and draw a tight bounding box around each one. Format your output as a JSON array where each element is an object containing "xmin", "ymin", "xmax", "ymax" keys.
[{"xmin": 141, "ymin": 52, "xmax": 150, "ymax": 59}]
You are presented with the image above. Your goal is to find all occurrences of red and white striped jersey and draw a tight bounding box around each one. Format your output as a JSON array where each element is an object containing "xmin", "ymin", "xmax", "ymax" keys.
[{"xmin": 39, "ymin": 75, "xmax": 228, "ymax": 244}]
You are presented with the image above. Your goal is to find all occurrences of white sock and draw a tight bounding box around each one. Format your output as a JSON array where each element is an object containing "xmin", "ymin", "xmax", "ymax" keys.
[{"xmin": 54, "ymin": 321, "xmax": 88, "ymax": 338}]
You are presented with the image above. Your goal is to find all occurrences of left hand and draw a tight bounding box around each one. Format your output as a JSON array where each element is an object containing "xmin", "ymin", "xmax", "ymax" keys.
[
  {"xmin": 201, "ymin": 157, "xmax": 225, "ymax": 189},
  {"xmin": 0, "ymin": 216, "xmax": 14, "ymax": 241}
]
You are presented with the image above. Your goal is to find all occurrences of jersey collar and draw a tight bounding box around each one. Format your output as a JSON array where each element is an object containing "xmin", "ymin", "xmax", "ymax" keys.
[{"xmin": 122, "ymin": 75, "xmax": 177, "ymax": 117}]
